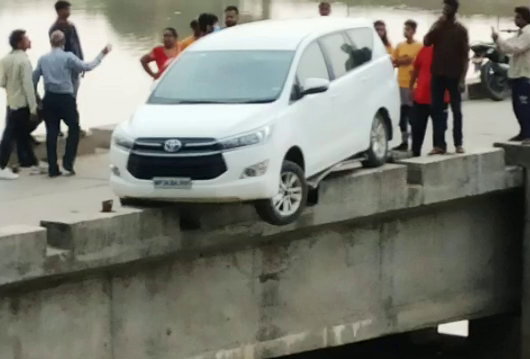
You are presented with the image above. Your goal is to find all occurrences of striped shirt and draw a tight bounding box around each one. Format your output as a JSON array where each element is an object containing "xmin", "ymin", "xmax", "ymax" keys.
[
  {"xmin": 0, "ymin": 50, "xmax": 38, "ymax": 114},
  {"xmin": 33, "ymin": 47, "xmax": 103, "ymax": 95}
]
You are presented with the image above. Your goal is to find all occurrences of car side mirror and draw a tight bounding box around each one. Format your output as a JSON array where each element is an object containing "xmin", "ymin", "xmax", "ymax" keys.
[{"xmin": 300, "ymin": 78, "xmax": 330, "ymax": 97}]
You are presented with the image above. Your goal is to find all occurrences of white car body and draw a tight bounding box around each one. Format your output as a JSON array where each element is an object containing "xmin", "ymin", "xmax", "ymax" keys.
[{"xmin": 110, "ymin": 17, "xmax": 400, "ymax": 202}]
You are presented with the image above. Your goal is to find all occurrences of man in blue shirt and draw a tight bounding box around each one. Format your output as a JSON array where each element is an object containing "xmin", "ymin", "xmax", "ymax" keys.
[{"xmin": 33, "ymin": 30, "xmax": 111, "ymax": 177}]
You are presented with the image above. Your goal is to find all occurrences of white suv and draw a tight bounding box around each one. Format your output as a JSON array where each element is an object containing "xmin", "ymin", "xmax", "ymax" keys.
[{"xmin": 110, "ymin": 18, "xmax": 400, "ymax": 225}]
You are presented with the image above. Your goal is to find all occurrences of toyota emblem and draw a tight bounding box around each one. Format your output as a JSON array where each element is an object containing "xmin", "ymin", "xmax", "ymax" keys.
[{"xmin": 164, "ymin": 139, "xmax": 183, "ymax": 153}]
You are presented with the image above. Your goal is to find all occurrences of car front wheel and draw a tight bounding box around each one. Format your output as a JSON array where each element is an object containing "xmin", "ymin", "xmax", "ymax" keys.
[
  {"xmin": 363, "ymin": 114, "xmax": 389, "ymax": 168},
  {"xmin": 255, "ymin": 160, "xmax": 308, "ymax": 226}
]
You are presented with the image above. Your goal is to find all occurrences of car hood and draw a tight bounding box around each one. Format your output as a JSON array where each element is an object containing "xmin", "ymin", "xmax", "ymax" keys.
[{"xmin": 126, "ymin": 103, "xmax": 277, "ymax": 139}]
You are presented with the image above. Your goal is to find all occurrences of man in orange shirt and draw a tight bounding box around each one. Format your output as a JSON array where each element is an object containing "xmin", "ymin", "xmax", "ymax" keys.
[{"xmin": 180, "ymin": 20, "xmax": 200, "ymax": 51}]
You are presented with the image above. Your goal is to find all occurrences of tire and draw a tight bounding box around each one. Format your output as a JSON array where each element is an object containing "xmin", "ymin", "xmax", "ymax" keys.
[
  {"xmin": 255, "ymin": 160, "xmax": 308, "ymax": 226},
  {"xmin": 480, "ymin": 62, "xmax": 510, "ymax": 101},
  {"xmin": 362, "ymin": 114, "xmax": 389, "ymax": 168}
]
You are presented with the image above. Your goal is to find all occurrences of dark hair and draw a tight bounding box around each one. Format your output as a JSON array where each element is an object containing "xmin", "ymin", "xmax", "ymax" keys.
[
  {"xmin": 54, "ymin": 0, "xmax": 71, "ymax": 12},
  {"xmin": 515, "ymin": 6, "xmax": 530, "ymax": 24},
  {"xmin": 198, "ymin": 13, "xmax": 217, "ymax": 33},
  {"xmin": 190, "ymin": 20, "xmax": 199, "ymax": 29},
  {"xmin": 163, "ymin": 27, "xmax": 177, "ymax": 38},
  {"xmin": 443, "ymin": 0, "xmax": 460, "ymax": 12},
  {"xmin": 405, "ymin": 19, "xmax": 417, "ymax": 31},
  {"xmin": 319, "ymin": 2, "xmax": 330, "ymax": 7},
  {"xmin": 9, "ymin": 29, "xmax": 26, "ymax": 50},
  {"xmin": 374, "ymin": 20, "xmax": 390, "ymax": 46},
  {"xmin": 225, "ymin": 5, "xmax": 239, "ymax": 14}
]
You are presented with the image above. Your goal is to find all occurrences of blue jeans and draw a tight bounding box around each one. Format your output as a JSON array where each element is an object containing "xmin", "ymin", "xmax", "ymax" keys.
[{"xmin": 510, "ymin": 78, "xmax": 530, "ymax": 139}]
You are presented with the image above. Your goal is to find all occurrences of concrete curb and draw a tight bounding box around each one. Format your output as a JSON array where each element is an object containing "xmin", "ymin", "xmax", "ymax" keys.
[{"xmin": 0, "ymin": 147, "xmax": 522, "ymax": 288}]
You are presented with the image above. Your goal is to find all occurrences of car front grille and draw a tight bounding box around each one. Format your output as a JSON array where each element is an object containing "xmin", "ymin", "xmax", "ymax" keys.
[{"xmin": 126, "ymin": 138, "xmax": 227, "ymax": 180}]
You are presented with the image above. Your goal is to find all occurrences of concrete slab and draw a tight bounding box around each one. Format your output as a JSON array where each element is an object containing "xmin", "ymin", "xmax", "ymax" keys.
[
  {"xmin": 397, "ymin": 148, "xmax": 506, "ymax": 204},
  {"xmin": 0, "ymin": 225, "xmax": 46, "ymax": 283},
  {"xmin": 89, "ymin": 124, "xmax": 116, "ymax": 149}
]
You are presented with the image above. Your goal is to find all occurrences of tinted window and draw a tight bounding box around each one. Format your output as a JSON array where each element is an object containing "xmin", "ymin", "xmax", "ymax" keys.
[
  {"xmin": 296, "ymin": 42, "xmax": 330, "ymax": 86},
  {"xmin": 346, "ymin": 28, "xmax": 374, "ymax": 68},
  {"xmin": 319, "ymin": 33, "xmax": 352, "ymax": 79},
  {"xmin": 149, "ymin": 50, "xmax": 295, "ymax": 104}
]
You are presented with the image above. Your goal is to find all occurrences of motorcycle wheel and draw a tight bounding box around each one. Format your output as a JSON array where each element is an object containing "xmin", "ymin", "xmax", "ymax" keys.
[{"xmin": 480, "ymin": 62, "xmax": 510, "ymax": 101}]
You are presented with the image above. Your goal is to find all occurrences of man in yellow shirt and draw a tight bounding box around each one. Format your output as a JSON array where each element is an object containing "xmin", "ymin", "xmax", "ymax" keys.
[
  {"xmin": 179, "ymin": 20, "xmax": 201, "ymax": 52},
  {"xmin": 393, "ymin": 20, "xmax": 422, "ymax": 151}
]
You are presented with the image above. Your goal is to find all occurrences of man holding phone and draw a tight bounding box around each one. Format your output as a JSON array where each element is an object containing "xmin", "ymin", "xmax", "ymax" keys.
[
  {"xmin": 33, "ymin": 30, "xmax": 111, "ymax": 177},
  {"xmin": 492, "ymin": 6, "xmax": 530, "ymax": 144}
]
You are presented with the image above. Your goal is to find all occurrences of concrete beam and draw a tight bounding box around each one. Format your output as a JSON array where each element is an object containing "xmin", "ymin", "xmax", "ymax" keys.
[
  {"xmin": 40, "ymin": 206, "xmax": 181, "ymax": 265},
  {"xmin": 89, "ymin": 124, "xmax": 116, "ymax": 149},
  {"xmin": 0, "ymin": 225, "xmax": 46, "ymax": 284},
  {"xmin": 397, "ymin": 148, "xmax": 507, "ymax": 204}
]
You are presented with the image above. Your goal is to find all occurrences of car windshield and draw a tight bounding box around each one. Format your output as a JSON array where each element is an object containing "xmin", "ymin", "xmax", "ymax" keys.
[{"xmin": 148, "ymin": 50, "xmax": 295, "ymax": 105}]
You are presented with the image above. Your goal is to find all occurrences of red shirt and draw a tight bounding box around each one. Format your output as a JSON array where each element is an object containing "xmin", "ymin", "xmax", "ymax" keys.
[
  {"xmin": 414, "ymin": 46, "xmax": 450, "ymax": 105},
  {"xmin": 151, "ymin": 46, "xmax": 178, "ymax": 78}
]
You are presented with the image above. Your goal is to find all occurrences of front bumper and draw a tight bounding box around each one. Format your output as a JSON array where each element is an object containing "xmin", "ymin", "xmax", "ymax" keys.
[{"xmin": 109, "ymin": 145, "xmax": 280, "ymax": 202}]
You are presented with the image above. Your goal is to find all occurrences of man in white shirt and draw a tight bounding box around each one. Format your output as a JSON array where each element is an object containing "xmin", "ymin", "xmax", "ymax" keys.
[
  {"xmin": 0, "ymin": 29, "xmax": 40, "ymax": 180},
  {"xmin": 493, "ymin": 6, "xmax": 530, "ymax": 144}
]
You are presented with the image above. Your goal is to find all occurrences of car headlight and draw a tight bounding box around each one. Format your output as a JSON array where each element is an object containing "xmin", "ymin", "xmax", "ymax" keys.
[
  {"xmin": 219, "ymin": 126, "xmax": 271, "ymax": 150},
  {"xmin": 112, "ymin": 130, "xmax": 134, "ymax": 150}
]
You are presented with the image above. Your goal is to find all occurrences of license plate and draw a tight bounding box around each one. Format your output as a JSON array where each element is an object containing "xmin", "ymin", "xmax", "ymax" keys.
[{"xmin": 153, "ymin": 177, "xmax": 192, "ymax": 189}]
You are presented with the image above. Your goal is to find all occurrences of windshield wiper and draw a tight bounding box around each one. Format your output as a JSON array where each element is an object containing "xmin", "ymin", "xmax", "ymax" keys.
[
  {"xmin": 176, "ymin": 100, "xmax": 228, "ymax": 104},
  {"xmin": 240, "ymin": 98, "xmax": 276, "ymax": 104}
]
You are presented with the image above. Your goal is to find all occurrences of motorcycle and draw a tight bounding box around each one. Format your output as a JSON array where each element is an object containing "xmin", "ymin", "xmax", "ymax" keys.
[{"xmin": 469, "ymin": 30, "xmax": 514, "ymax": 101}]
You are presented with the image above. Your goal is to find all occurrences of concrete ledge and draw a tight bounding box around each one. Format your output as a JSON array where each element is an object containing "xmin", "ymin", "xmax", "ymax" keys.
[
  {"xmin": 0, "ymin": 225, "xmax": 46, "ymax": 283},
  {"xmin": 41, "ymin": 206, "xmax": 180, "ymax": 258},
  {"xmin": 495, "ymin": 142, "xmax": 530, "ymax": 167},
  {"xmin": 397, "ymin": 148, "xmax": 507, "ymax": 204},
  {"xmin": 0, "ymin": 147, "xmax": 523, "ymax": 287},
  {"xmin": 89, "ymin": 124, "xmax": 116, "ymax": 149}
]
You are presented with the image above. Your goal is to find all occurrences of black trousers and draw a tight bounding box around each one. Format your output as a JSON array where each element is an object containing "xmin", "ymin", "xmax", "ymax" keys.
[
  {"xmin": 0, "ymin": 107, "xmax": 38, "ymax": 169},
  {"xmin": 411, "ymin": 102, "xmax": 449, "ymax": 157},
  {"xmin": 431, "ymin": 75, "xmax": 463, "ymax": 150},
  {"xmin": 43, "ymin": 93, "xmax": 80, "ymax": 174},
  {"xmin": 398, "ymin": 105, "xmax": 412, "ymax": 143},
  {"xmin": 510, "ymin": 78, "xmax": 530, "ymax": 139}
]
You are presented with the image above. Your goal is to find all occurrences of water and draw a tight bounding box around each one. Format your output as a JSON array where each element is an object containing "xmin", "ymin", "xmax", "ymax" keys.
[{"xmin": 0, "ymin": 0, "xmax": 519, "ymax": 133}]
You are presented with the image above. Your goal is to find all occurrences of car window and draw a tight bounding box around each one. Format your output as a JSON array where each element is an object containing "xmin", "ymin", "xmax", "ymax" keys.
[
  {"xmin": 296, "ymin": 42, "xmax": 330, "ymax": 86},
  {"xmin": 345, "ymin": 28, "xmax": 374, "ymax": 68},
  {"xmin": 319, "ymin": 33, "xmax": 353, "ymax": 79}
]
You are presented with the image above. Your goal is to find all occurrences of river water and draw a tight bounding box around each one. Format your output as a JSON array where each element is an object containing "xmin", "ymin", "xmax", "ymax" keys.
[{"xmin": 0, "ymin": 0, "xmax": 519, "ymax": 133}]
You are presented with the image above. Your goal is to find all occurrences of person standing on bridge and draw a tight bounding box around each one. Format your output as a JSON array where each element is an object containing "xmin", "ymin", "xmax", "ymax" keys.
[
  {"xmin": 424, "ymin": 0, "xmax": 469, "ymax": 155},
  {"xmin": 0, "ymin": 30, "xmax": 41, "ymax": 180},
  {"xmin": 50, "ymin": 0, "xmax": 84, "ymax": 96},
  {"xmin": 392, "ymin": 20, "xmax": 422, "ymax": 152},
  {"xmin": 409, "ymin": 45, "xmax": 450, "ymax": 157},
  {"xmin": 319, "ymin": 2, "xmax": 331, "ymax": 16},
  {"xmin": 374, "ymin": 20, "xmax": 393, "ymax": 56},
  {"xmin": 224, "ymin": 6, "xmax": 240, "ymax": 28},
  {"xmin": 140, "ymin": 28, "xmax": 179, "ymax": 80},
  {"xmin": 179, "ymin": 20, "xmax": 200, "ymax": 52},
  {"xmin": 492, "ymin": 6, "xmax": 530, "ymax": 145},
  {"xmin": 33, "ymin": 30, "xmax": 111, "ymax": 178}
]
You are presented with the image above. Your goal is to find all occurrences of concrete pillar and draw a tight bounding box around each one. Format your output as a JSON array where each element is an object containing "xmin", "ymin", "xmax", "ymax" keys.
[
  {"xmin": 468, "ymin": 315, "xmax": 521, "ymax": 359},
  {"xmin": 493, "ymin": 143, "xmax": 530, "ymax": 359}
]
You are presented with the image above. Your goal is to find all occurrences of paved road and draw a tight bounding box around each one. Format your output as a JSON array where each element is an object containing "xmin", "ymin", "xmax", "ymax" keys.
[{"xmin": 0, "ymin": 99, "xmax": 518, "ymax": 228}]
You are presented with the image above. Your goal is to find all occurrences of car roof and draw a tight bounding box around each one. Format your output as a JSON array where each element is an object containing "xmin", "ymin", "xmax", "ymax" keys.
[{"xmin": 188, "ymin": 17, "xmax": 373, "ymax": 52}]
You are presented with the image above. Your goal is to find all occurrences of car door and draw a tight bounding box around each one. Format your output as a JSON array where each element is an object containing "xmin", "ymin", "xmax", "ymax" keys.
[
  {"xmin": 345, "ymin": 27, "xmax": 376, "ymax": 151},
  {"xmin": 318, "ymin": 32, "xmax": 366, "ymax": 163},
  {"xmin": 288, "ymin": 41, "xmax": 333, "ymax": 176}
]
